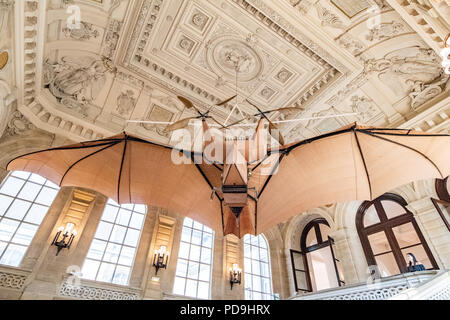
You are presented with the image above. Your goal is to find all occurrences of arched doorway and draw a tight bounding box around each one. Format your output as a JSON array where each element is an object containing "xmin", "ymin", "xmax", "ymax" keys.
[
  {"xmin": 356, "ymin": 193, "xmax": 438, "ymax": 277},
  {"xmin": 290, "ymin": 218, "xmax": 344, "ymax": 293}
]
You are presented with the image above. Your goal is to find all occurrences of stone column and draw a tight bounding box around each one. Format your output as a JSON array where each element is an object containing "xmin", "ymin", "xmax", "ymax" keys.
[
  {"xmin": 329, "ymin": 229, "xmax": 363, "ymax": 285},
  {"xmin": 407, "ymin": 197, "xmax": 450, "ymax": 269}
]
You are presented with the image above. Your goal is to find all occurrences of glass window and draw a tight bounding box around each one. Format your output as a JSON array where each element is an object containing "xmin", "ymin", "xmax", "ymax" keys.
[
  {"xmin": 81, "ymin": 199, "xmax": 146, "ymax": 286},
  {"xmin": 173, "ymin": 218, "xmax": 214, "ymax": 299},
  {"xmin": 0, "ymin": 171, "xmax": 59, "ymax": 267},
  {"xmin": 243, "ymin": 234, "xmax": 273, "ymax": 300},
  {"xmin": 357, "ymin": 194, "xmax": 437, "ymax": 276}
]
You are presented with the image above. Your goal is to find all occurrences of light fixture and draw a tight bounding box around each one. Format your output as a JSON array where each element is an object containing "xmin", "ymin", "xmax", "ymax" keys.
[
  {"xmin": 51, "ymin": 222, "xmax": 77, "ymax": 256},
  {"xmin": 229, "ymin": 263, "xmax": 242, "ymax": 290},
  {"xmin": 153, "ymin": 245, "xmax": 169, "ymax": 275}
]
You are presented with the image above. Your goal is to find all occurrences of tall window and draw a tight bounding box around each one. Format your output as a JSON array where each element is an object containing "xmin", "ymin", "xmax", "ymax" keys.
[
  {"xmin": 357, "ymin": 193, "xmax": 438, "ymax": 277},
  {"xmin": 0, "ymin": 171, "xmax": 59, "ymax": 267},
  {"xmin": 173, "ymin": 218, "xmax": 214, "ymax": 299},
  {"xmin": 243, "ymin": 234, "xmax": 273, "ymax": 300},
  {"xmin": 81, "ymin": 199, "xmax": 147, "ymax": 285},
  {"xmin": 299, "ymin": 218, "xmax": 343, "ymax": 292}
]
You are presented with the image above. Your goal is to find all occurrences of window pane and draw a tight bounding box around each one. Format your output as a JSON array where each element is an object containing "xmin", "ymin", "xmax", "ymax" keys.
[
  {"xmin": 363, "ymin": 205, "xmax": 380, "ymax": 227},
  {"xmin": 29, "ymin": 174, "xmax": 46, "ymax": 185},
  {"xmin": 17, "ymin": 182, "xmax": 41, "ymax": 201},
  {"xmin": 200, "ymin": 247, "xmax": 211, "ymax": 264},
  {"xmin": 176, "ymin": 259, "xmax": 188, "ymax": 277},
  {"xmin": 86, "ymin": 239, "xmax": 107, "ymax": 260},
  {"xmin": 382, "ymin": 200, "xmax": 407, "ymax": 219},
  {"xmin": 197, "ymin": 281, "xmax": 209, "ymax": 299},
  {"xmin": 0, "ymin": 195, "xmax": 13, "ymax": 216},
  {"xmin": 129, "ymin": 213, "xmax": 144, "ymax": 229},
  {"xmin": 190, "ymin": 245, "xmax": 200, "ymax": 262},
  {"xmin": 305, "ymin": 228, "xmax": 317, "ymax": 247},
  {"xmin": 187, "ymin": 261, "xmax": 200, "ymax": 279},
  {"xmin": 0, "ymin": 177, "xmax": 25, "ymax": 197},
  {"xmin": 95, "ymin": 221, "xmax": 113, "ymax": 241},
  {"xmin": 368, "ymin": 231, "xmax": 391, "ymax": 255},
  {"xmin": 392, "ymin": 223, "xmax": 421, "ymax": 249},
  {"xmin": 12, "ymin": 223, "xmax": 38, "ymax": 245},
  {"xmin": 181, "ymin": 227, "xmax": 192, "ymax": 242},
  {"xmin": 173, "ymin": 277, "xmax": 186, "ymax": 295},
  {"xmin": 10, "ymin": 171, "xmax": 30, "ymax": 180},
  {"xmin": 96, "ymin": 262, "xmax": 115, "ymax": 282},
  {"xmin": 0, "ymin": 218, "xmax": 20, "ymax": 242},
  {"xmin": 103, "ymin": 243, "xmax": 121, "ymax": 263},
  {"xmin": 173, "ymin": 219, "xmax": 214, "ymax": 299},
  {"xmin": 112, "ymin": 265, "xmax": 130, "ymax": 285},
  {"xmin": 178, "ymin": 242, "xmax": 190, "ymax": 259},
  {"xmin": 191, "ymin": 230, "xmax": 202, "ymax": 245},
  {"xmin": 5, "ymin": 200, "xmax": 31, "ymax": 220},
  {"xmin": 123, "ymin": 228, "xmax": 140, "ymax": 247},
  {"xmin": 0, "ymin": 244, "xmax": 27, "ymax": 266},
  {"xmin": 375, "ymin": 252, "xmax": 400, "ymax": 277},
  {"xmin": 81, "ymin": 259, "xmax": 100, "ymax": 280},
  {"xmin": 199, "ymin": 264, "xmax": 210, "ymax": 281},
  {"xmin": 110, "ymin": 225, "xmax": 126, "ymax": 243},
  {"xmin": 185, "ymin": 279, "xmax": 198, "ymax": 297},
  {"xmin": 118, "ymin": 246, "xmax": 135, "ymax": 266},
  {"xmin": 34, "ymin": 187, "xmax": 58, "ymax": 206},
  {"xmin": 102, "ymin": 205, "xmax": 118, "ymax": 223},
  {"xmin": 402, "ymin": 245, "xmax": 433, "ymax": 270},
  {"xmin": 116, "ymin": 209, "xmax": 131, "ymax": 226},
  {"xmin": 24, "ymin": 204, "xmax": 49, "ymax": 225}
]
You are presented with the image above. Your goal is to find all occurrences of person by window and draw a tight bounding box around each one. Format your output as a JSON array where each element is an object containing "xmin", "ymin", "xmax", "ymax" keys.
[{"xmin": 406, "ymin": 252, "xmax": 426, "ymax": 272}]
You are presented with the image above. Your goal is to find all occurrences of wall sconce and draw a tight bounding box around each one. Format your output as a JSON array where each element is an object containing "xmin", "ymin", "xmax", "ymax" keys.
[
  {"xmin": 229, "ymin": 263, "xmax": 242, "ymax": 290},
  {"xmin": 153, "ymin": 245, "xmax": 169, "ymax": 275},
  {"xmin": 52, "ymin": 222, "xmax": 77, "ymax": 256}
]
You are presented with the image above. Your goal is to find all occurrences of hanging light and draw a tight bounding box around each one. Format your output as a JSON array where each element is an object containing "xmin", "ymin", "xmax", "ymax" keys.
[
  {"xmin": 51, "ymin": 222, "xmax": 77, "ymax": 256},
  {"xmin": 229, "ymin": 263, "xmax": 242, "ymax": 290},
  {"xmin": 153, "ymin": 245, "xmax": 170, "ymax": 275}
]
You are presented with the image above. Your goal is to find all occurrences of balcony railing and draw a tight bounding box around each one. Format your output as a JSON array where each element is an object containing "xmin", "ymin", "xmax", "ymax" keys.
[{"xmin": 291, "ymin": 270, "xmax": 449, "ymax": 300}]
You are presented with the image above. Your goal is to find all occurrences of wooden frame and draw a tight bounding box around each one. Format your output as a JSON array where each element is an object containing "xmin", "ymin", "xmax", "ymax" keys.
[
  {"xmin": 356, "ymin": 193, "xmax": 438, "ymax": 275},
  {"xmin": 431, "ymin": 198, "xmax": 450, "ymax": 232}
]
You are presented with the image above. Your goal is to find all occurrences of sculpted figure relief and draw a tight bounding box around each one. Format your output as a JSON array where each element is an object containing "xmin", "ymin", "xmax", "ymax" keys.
[
  {"xmin": 44, "ymin": 56, "xmax": 116, "ymax": 116},
  {"xmin": 365, "ymin": 47, "xmax": 449, "ymax": 110}
]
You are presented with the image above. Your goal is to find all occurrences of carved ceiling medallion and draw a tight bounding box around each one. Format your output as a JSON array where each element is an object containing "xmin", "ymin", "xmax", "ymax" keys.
[{"xmin": 206, "ymin": 36, "xmax": 263, "ymax": 82}]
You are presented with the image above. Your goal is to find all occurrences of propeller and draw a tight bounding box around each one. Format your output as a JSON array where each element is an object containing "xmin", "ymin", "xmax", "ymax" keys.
[
  {"xmin": 164, "ymin": 96, "xmax": 236, "ymax": 132},
  {"xmin": 246, "ymin": 100, "xmax": 287, "ymax": 146}
]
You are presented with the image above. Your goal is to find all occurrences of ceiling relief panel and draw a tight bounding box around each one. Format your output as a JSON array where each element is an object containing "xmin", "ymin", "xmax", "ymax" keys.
[
  {"xmin": 124, "ymin": 0, "xmax": 342, "ymax": 125},
  {"xmin": 8, "ymin": 0, "xmax": 446, "ymax": 144}
]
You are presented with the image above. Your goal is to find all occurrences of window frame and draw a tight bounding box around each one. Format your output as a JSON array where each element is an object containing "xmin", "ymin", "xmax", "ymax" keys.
[
  {"xmin": 243, "ymin": 233, "xmax": 274, "ymax": 300},
  {"xmin": 81, "ymin": 199, "xmax": 147, "ymax": 286},
  {"xmin": 173, "ymin": 218, "xmax": 214, "ymax": 299},
  {"xmin": 0, "ymin": 171, "xmax": 60, "ymax": 267},
  {"xmin": 356, "ymin": 193, "xmax": 438, "ymax": 275}
]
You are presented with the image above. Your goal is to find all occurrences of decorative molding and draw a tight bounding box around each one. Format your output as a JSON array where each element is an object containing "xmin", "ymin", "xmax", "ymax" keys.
[
  {"xmin": 4, "ymin": 109, "xmax": 36, "ymax": 137},
  {"xmin": 59, "ymin": 282, "xmax": 141, "ymax": 300},
  {"xmin": 0, "ymin": 267, "xmax": 30, "ymax": 290}
]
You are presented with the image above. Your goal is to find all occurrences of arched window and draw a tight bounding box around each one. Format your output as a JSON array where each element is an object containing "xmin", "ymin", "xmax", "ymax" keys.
[
  {"xmin": 357, "ymin": 193, "xmax": 438, "ymax": 277},
  {"xmin": 0, "ymin": 171, "xmax": 59, "ymax": 267},
  {"xmin": 173, "ymin": 218, "xmax": 214, "ymax": 299},
  {"xmin": 243, "ymin": 234, "xmax": 273, "ymax": 300},
  {"xmin": 297, "ymin": 218, "xmax": 343, "ymax": 292},
  {"xmin": 81, "ymin": 199, "xmax": 147, "ymax": 285}
]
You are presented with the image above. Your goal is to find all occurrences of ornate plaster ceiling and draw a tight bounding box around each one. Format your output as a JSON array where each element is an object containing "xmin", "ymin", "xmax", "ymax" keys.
[{"xmin": 4, "ymin": 0, "xmax": 450, "ymax": 144}]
